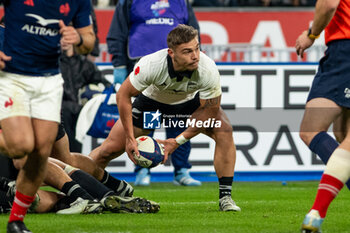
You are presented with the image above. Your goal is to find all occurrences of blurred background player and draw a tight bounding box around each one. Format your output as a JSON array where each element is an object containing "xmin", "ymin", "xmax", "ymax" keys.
[
  {"xmin": 0, "ymin": 0, "xmax": 95, "ymax": 232},
  {"xmin": 59, "ymin": 3, "xmax": 106, "ymax": 153},
  {"xmin": 60, "ymin": 35, "xmax": 109, "ymax": 153},
  {"xmin": 107, "ymin": 0, "xmax": 201, "ymax": 186},
  {"xmin": 295, "ymin": 0, "xmax": 350, "ymax": 232}
]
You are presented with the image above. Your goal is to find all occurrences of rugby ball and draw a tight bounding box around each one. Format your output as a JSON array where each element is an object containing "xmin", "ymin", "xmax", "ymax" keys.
[{"xmin": 134, "ymin": 136, "xmax": 164, "ymax": 168}]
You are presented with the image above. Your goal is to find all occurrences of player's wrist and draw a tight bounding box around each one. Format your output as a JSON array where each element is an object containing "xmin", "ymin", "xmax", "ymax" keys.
[
  {"xmin": 175, "ymin": 134, "xmax": 189, "ymax": 145},
  {"xmin": 76, "ymin": 34, "xmax": 84, "ymax": 47},
  {"xmin": 307, "ymin": 27, "xmax": 320, "ymax": 40}
]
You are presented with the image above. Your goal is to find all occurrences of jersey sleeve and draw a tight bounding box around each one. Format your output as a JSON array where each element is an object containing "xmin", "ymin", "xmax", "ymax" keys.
[
  {"xmin": 198, "ymin": 63, "xmax": 222, "ymax": 100},
  {"xmin": 72, "ymin": 0, "xmax": 92, "ymax": 28},
  {"xmin": 129, "ymin": 58, "xmax": 154, "ymax": 92}
]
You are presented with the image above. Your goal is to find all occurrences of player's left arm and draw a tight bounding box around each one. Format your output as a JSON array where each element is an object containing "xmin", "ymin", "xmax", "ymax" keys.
[
  {"xmin": 117, "ymin": 77, "xmax": 142, "ymax": 164},
  {"xmin": 75, "ymin": 25, "xmax": 95, "ymax": 55},
  {"xmin": 59, "ymin": 20, "xmax": 95, "ymax": 55}
]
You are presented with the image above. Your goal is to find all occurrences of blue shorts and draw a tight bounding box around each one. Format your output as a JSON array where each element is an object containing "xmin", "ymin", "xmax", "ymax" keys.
[{"xmin": 307, "ymin": 40, "xmax": 350, "ymax": 108}]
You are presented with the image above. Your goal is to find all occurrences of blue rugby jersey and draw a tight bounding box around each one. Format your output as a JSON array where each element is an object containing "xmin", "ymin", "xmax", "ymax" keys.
[{"xmin": 3, "ymin": 0, "xmax": 91, "ymax": 76}]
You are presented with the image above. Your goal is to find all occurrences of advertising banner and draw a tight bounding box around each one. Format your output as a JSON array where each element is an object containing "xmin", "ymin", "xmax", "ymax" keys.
[{"xmin": 93, "ymin": 9, "xmax": 322, "ymax": 63}]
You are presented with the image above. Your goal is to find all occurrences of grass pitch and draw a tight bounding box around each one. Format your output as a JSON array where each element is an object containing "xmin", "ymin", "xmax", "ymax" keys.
[{"xmin": 0, "ymin": 181, "xmax": 349, "ymax": 233}]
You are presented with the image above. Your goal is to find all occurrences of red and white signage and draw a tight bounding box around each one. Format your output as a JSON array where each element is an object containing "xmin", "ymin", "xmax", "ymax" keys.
[{"xmin": 93, "ymin": 9, "xmax": 322, "ymax": 62}]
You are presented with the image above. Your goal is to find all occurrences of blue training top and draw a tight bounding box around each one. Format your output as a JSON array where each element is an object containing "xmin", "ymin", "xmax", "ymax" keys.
[{"xmin": 3, "ymin": 0, "xmax": 91, "ymax": 76}]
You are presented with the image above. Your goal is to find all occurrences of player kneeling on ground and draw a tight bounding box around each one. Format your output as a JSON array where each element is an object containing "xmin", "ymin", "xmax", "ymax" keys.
[{"xmin": 90, "ymin": 25, "xmax": 240, "ymax": 212}]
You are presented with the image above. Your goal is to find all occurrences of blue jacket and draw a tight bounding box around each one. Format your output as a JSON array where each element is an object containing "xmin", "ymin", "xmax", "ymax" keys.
[{"xmin": 107, "ymin": 0, "xmax": 200, "ymax": 72}]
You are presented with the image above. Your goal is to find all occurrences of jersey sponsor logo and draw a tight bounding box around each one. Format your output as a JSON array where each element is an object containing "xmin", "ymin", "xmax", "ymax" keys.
[
  {"xmin": 25, "ymin": 14, "xmax": 59, "ymax": 26},
  {"xmin": 151, "ymin": 0, "xmax": 169, "ymax": 17},
  {"xmin": 4, "ymin": 97, "xmax": 13, "ymax": 108},
  {"xmin": 26, "ymin": 14, "xmax": 59, "ymax": 26},
  {"xmin": 22, "ymin": 14, "xmax": 59, "ymax": 36},
  {"xmin": 22, "ymin": 24, "xmax": 59, "ymax": 36},
  {"xmin": 23, "ymin": 0, "xmax": 34, "ymax": 6},
  {"xmin": 145, "ymin": 17, "xmax": 174, "ymax": 26},
  {"xmin": 60, "ymin": 3, "xmax": 70, "ymax": 16}
]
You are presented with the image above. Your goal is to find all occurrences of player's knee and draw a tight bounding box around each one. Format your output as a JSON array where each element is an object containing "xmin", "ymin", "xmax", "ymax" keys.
[
  {"xmin": 35, "ymin": 146, "xmax": 53, "ymax": 159},
  {"xmin": 35, "ymin": 138, "xmax": 56, "ymax": 158},
  {"xmin": 299, "ymin": 131, "xmax": 314, "ymax": 146},
  {"xmin": 333, "ymin": 131, "xmax": 345, "ymax": 143},
  {"xmin": 6, "ymin": 139, "xmax": 34, "ymax": 158},
  {"xmin": 213, "ymin": 121, "xmax": 233, "ymax": 141},
  {"xmin": 12, "ymin": 158, "xmax": 27, "ymax": 169}
]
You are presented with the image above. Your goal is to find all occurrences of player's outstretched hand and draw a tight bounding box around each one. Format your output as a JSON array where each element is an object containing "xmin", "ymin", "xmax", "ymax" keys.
[
  {"xmin": 0, "ymin": 51, "xmax": 11, "ymax": 70},
  {"xmin": 295, "ymin": 30, "xmax": 315, "ymax": 59},
  {"xmin": 59, "ymin": 20, "xmax": 81, "ymax": 47},
  {"xmin": 156, "ymin": 138, "xmax": 179, "ymax": 164},
  {"xmin": 126, "ymin": 137, "xmax": 139, "ymax": 165}
]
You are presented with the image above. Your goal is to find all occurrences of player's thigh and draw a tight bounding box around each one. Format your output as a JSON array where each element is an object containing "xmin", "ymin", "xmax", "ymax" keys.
[
  {"xmin": 1, "ymin": 116, "xmax": 34, "ymax": 153},
  {"xmin": 0, "ymin": 72, "xmax": 35, "ymax": 151},
  {"xmin": 31, "ymin": 119, "xmax": 59, "ymax": 156},
  {"xmin": 100, "ymin": 119, "xmax": 128, "ymax": 154},
  {"xmin": 30, "ymin": 74, "xmax": 63, "ymax": 123},
  {"xmin": 51, "ymin": 133, "xmax": 71, "ymax": 162},
  {"xmin": 30, "ymin": 74, "xmax": 63, "ymax": 155},
  {"xmin": 300, "ymin": 98, "xmax": 342, "ymax": 133},
  {"xmin": 0, "ymin": 71, "xmax": 31, "ymax": 121}
]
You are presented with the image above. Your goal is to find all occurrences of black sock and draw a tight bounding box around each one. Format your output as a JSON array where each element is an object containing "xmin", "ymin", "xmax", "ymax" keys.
[
  {"xmin": 219, "ymin": 177, "xmax": 233, "ymax": 199},
  {"xmin": 70, "ymin": 170, "xmax": 115, "ymax": 200},
  {"xmin": 61, "ymin": 181, "xmax": 94, "ymax": 202},
  {"xmin": 101, "ymin": 170, "xmax": 122, "ymax": 192}
]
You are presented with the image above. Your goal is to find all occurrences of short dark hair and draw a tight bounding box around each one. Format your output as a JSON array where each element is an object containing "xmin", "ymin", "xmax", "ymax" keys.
[{"xmin": 167, "ymin": 24, "xmax": 198, "ymax": 49}]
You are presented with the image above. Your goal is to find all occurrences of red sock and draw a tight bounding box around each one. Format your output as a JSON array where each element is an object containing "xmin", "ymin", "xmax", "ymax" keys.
[
  {"xmin": 9, "ymin": 190, "xmax": 35, "ymax": 223},
  {"xmin": 311, "ymin": 174, "xmax": 344, "ymax": 218}
]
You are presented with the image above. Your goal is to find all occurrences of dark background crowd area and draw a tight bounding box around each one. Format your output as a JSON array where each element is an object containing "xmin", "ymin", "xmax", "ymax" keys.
[{"xmin": 92, "ymin": 0, "xmax": 316, "ymax": 8}]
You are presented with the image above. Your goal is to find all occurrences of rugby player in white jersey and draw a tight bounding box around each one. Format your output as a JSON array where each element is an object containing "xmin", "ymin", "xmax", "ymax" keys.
[{"xmin": 90, "ymin": 24, "xmax": 240, "ymax": 212}]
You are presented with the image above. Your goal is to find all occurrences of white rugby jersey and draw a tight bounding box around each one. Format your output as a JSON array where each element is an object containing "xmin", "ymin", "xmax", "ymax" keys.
[{"xmin": 129, "ymin": 49, "xmax": 222, "ymax": 105}]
